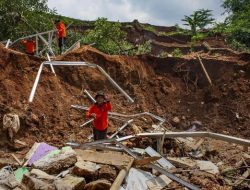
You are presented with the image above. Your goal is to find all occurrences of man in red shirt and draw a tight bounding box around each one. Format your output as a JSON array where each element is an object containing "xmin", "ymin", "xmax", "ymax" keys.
[
  {"xmin": 21, "ymin": 38, "xmax": 36, "ymax": 55},
  {"xmin": 86, "ymin": 91, "xmax": 112, "ymax": 140},
  {"xmin": 56, "ymin": 20, "xmax": 66, "ymax": 54}
]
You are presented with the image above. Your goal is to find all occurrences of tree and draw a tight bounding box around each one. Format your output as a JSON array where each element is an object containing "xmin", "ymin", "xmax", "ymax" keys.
[
  {"xmin": 222, "ymin": 0, "xmax": 250, "ymax": 49},
  {"xmin": 182, "ymin": 9, "xmax": 215, "ymax": 35},
  {"xmin": 0, "ymin": 0, "xmax": 56, "ymax": 41},
  {"xmin": 82, "ymin": 17, "xmax": 132, "ymax": 55}
]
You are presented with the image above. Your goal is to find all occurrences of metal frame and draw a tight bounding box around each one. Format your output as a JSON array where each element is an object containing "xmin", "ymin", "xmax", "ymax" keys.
[
  {"xmin": 109, "ymin": 119, "xmax": 134, "ymax": 139},
  {"xmin": 115, "ymin": 131, "xmax": 250, "ymax": 146},
  {"xmin": 71, "ymin": 105, "xmax": 165, "ymax": 123},
  {"xmin": 29, "ymin": 61, "xmax": 134, "ymax": 103}
]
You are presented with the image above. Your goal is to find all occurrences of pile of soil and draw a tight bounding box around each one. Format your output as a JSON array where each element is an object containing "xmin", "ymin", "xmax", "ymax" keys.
[{"xmin": 0, "ymin": 43, "xmax": 249, "ymax": 151}]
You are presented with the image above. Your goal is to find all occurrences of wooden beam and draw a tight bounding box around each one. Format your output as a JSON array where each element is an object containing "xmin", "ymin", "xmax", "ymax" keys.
[
  {"xmin": 75, "ymin": 149, "xmax": 133, "ymax": 167},
  {"xmin": 197, "ymin": 55, "xmax": 213, "ymax": 86},
  {"xmin": 110, "ymin": 158, "xmax": 134, "ymax": 190}
]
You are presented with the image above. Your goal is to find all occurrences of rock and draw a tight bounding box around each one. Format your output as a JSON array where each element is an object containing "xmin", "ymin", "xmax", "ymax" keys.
[
  {"xmin": 98, "ymin": 165, "xmax": 117, "ymax": 181},
  {"xmin": 72, "ymin": 161, "xmax": 99, "ymax": 180},
  {"xmin": 33, "ymin": 147, "xmax": 77, "ymax": 174},
  {"xmin": 191, "ymin": 120, "xmax": 202, "ymax": 127},
  {"xmin": 0, "ymin": 157, "xmax": 18, "ymax": 168},
  {"xmin": 84, "ymin": 179, "xmax": 111, "ymax": 190},
  {"xmin": 172, "ymin": 117, "xmax": 180, "ymax": 124},
  {"xmin": 30, "ymin": 169, "xmax": 56, "ymax": 181},
  {"xmin": 22, "ymin": 174, "xmax": 55, "ymax": 190},
  {"xmin": 30, "ymin": 113, "xmax": 39, "ymax": 124},
  {"xmin": 0, "ymin": 166, "xmax": 20, "ymax": 189},
  {"xmin": 131, "ymin": 124, "xmax": 142, "ymax": 134},
  {"xmin": 54, "ymin": 174, "xmax": 86, "ymax": 190}
]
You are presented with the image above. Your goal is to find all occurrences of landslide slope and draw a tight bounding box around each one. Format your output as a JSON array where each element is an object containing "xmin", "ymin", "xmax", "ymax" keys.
[{"xmin": 0, "ymin": 44, "xmax": 249, "ymax": 150}]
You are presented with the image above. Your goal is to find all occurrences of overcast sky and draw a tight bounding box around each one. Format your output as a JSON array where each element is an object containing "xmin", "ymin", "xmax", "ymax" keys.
[{"xmin": 47, "ymin": 0, "xmax": 226, "ymax": 26}]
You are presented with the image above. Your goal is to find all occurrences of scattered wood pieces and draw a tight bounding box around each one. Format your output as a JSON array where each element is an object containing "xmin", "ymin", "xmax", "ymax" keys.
[
  {"xmin": 76, "ymin": 149, "xmax": 133, "ymax": 166},
  {"xmin": 133, "ymin": 156, "xmax": 161, "ymax": 167}
]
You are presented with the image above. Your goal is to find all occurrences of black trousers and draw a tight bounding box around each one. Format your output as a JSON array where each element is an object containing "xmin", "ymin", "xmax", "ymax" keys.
[
  {"xmin": 58, "ymin": 37, "xmax": 66, "ymax": 54},
  {"xmin": 93, "ymin": 128, "xmax": 107, "ymax": 141}
]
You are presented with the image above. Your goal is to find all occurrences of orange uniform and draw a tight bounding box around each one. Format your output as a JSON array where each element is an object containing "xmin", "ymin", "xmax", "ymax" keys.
[
  {"xmin": 22, "ymin": 40, "xmax": 36, "ymax": 54},
  {"xmin": 86, "ymin": 102, "xmax": 112, "ymax": 131},
  {"xmin": 57, "ymin": 21, "xmax": 66, "ymax": 38}
]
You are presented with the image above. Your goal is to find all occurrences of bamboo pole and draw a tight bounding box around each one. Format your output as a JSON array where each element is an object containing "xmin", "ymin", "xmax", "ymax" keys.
[{"xmin": 197, "ymin": 54, "xmax": 212, "ymax": 86}]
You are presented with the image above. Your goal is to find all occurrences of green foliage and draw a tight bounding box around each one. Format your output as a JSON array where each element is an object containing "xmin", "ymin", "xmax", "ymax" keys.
[
  {"xmin": 81, "ymin": 17, "xmax": 132, "ymax": 55},
  {"xmin": 0, "ymin": 0, "xmax": 56, "ymax": 40},
  {"xmin": 209, "ymin": 22, "xmax": 227, "ymax": 36},
  {"xmin": 191, "ymin": 33, "xmax": 207, "ymax": 42},
  {"xmin": 222, "ymin": 0, "xmax": 250, "ymax": 49},
  {"xmin": 158, "ymin": 51, "xmax": 169, "ymax": 58},
  {"xmin": 142, "ymin": 24, "xmax": 157, "ymax": 33},
  {"xmin": 171, "ymin": 48, "xmax": 182, "ymax": 57},
  {"xmin": 81, "ymin": 18, "xmax": 152, "ymax": 55},
  {"xmin": 228, "ymin": 39, "xmax": 249, "ymax": 52},
  {"xmin": 133, "ymin": 40, "xmax": 152, "ymax": 55},
  {"xmin": 182, "ymin": 9, "xmax": 215, "ymax": 35}
]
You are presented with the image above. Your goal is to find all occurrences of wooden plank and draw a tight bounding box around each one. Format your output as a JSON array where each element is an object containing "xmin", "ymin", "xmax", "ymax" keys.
[
  {"xmin": 191, "ymin": 139, "xmax": 205, "ymax": 151},
  {"xmin": 11, "ymin": 154, "xmax": 22, "ymax": 166},
  {"xmin": 133, "ymin": 156, "xmax": 161, "ymax": 167},
  {"xmin": 110, "ymin": 159, "xmax": 134, "ymax": 190},
  {"xmin": 166, "ymin": 157, "xmax": 196, "ymax": 168},
  {"xmin": 233, "ymin": 170, "xmax": 250, "ymax": 186},
  {"xmin": 75, "ymin": 149, "xmax": 133, "ymax": 166}
]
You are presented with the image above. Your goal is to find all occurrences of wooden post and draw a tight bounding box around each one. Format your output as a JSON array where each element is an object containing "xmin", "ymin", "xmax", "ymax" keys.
[
  {"xmin": 159, "ymin": 130, "xmax": 166, "ymax": 154},
  {"xmin": 110, "ymin": 158, "xmax": 134, "ymax": 190},
  {"xmin": 197, "ymin": 55, "xmax": 213, "ymax": 86}
]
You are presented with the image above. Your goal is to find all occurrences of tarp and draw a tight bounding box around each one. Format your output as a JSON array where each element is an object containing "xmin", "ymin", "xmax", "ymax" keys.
[
  {"xmin": 27, "ymin": 142, "xmax": 57, "ymax": 166},
  {"xmin": 126, "ymin": 168, "xmax": 153, "ymax": 190},
  {"xmin": 14, "ymin": 167, "xmax": 29, "ymax": 182}
]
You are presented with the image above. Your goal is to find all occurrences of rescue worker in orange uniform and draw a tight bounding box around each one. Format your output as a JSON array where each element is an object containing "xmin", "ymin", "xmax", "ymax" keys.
[
  {"xmin": 86, "ymin": 91, "xmax": 112, "ymax": 140},
  {"xmin": 21, "ymin": 38, "xmax": 36, "ymax": 55},
  {"xmin": 56, "ymin": 20, "xmax": 66, "ymax": 54}
]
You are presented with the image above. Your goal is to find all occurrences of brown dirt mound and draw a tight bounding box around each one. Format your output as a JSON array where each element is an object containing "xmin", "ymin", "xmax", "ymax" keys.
[{"xmin": 0, "ymin": 44, "xmax": 249, "ymax": 152}]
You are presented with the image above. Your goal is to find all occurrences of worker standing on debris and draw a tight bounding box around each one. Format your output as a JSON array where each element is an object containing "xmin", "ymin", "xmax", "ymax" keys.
[
  {"xmin": 56, "ymin": 20, "xmax": 66, "ymax": 54},
  {"xmin": 21, "ymin": 38, "xmax": 36, "ymax": 55},
  {"xmin": 86, "ymin": 91, "xmax": 112, "ymax": 140}
]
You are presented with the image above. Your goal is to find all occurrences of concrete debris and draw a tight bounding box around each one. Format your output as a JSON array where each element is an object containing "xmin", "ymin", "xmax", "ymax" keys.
[
  {"xmin": 98, "ymin": 165, "xmax": 117, "ymax": 181},
  {"xmin": 72, "ymin": 161, "xmax": 100, "ymax": 180},
  {"xmin": 196, "ymin": 160, "xmax": 219, "ymax": 175},
  {"xmin": 54, "ymin": 174, "xmax": 86, "ymax": 190},
  {"xmin": 22, "ymin": 173, "xmax": 55, "ymax": 190},
  {"xmin": 75, "ymin": 149, "xmax": 133, "ymax": 167},
  {"xmin": 84, "ymin": 179, "xmax": 111, "ymax": 190},
  {"xmin": 0, "ymin": 166, "xmax": 20, "ymax": 189},
  {"xmin": 33, "ymin": 147, "xmax": 77, "ymax": 174}
]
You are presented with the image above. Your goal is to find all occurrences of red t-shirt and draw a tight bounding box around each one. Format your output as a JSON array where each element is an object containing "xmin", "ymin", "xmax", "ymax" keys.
[
  {"xmin": 86, "ymin": 102, "xmax": 112, "ymax": 131},
  {"xmin": 57, "ymin": 22, "xmax": 66, "ymax": 38},
  {"xmin": 22, "ymin": 40, "xmax": 35, "ymax": 54}
]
